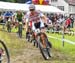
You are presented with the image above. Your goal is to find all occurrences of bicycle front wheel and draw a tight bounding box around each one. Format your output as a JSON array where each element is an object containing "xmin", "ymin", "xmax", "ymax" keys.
[
  {"xmin": 18, "ymin": 24, "xmax": 22, "ymax": 38},
  {"xmin": 0, "ymin": 40, "xmax": 10, "ymax": 63}
]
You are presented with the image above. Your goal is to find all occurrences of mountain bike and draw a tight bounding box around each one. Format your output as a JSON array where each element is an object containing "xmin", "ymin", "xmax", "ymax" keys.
[
  {"xmin": 0, "ymin": 40, "xmax": 10, "ymax": 63},
  {"xmin": 33, "ymin": 28, "xmax": 52, "ymax": 60}
]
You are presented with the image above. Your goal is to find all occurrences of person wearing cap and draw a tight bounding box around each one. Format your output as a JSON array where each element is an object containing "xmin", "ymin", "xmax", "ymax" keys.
[
  {"xmin": 24, "ymin": 4, "xmax": 48, "ymax": 42},
  {"xmin": 25, "ymin": 4, "xmax": 47, "ymax": 32}
]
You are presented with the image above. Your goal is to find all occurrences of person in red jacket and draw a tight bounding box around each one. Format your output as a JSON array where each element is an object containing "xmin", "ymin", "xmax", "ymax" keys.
[
  {"xmin": 64, "ymin": 17, "xmax": 71, "ymax": 32},
  {"xmin": 65, "ymin": 18, "xmax": 71, "ymax": 28}
]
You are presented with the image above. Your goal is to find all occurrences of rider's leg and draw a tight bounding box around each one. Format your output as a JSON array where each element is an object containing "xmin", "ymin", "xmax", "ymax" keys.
[
  {"xmin": 32, "ymin": 22, "xmax": 40, "ymax": 47},
  {"xmin": 26, "ymin": 29, "xmax": 31, "ymax": 41}
]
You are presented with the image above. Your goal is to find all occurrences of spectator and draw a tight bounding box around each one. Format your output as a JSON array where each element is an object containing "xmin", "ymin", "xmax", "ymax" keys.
[
  {"xmin": 64, "ymin": 17, "xmax": 71, "ymax": 32},
  {"xmin": 58, "ymin": 15, "xmax": 65, "ymax": 25},
  {"xmin": 70, "ymin": 16, "xmax": 74, "ymax": 28}
]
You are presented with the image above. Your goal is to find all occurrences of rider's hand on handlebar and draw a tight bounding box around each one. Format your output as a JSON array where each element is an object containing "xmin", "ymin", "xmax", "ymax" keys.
[{"xmin": 44, "ymin": 23, "xmax": 48, "ymax": 28}]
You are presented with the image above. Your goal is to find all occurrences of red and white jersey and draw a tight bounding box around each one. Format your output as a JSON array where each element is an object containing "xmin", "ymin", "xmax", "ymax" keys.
[{"xmin": 25, "ymin": 10, "xmax": 44, "ymax": 23}]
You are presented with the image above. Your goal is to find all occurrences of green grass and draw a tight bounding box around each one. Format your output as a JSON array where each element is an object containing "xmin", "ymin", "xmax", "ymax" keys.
[
  {"xmin": 0, "ymin": 29, "xmax": 26, "ymax": 57},
  {"xmin": 47, "ymin": 32, "xmax": 75, "ymax": 42},
  {"xmin": 47, "ymin": 32, "xmax": 75, "ymax": 60}
]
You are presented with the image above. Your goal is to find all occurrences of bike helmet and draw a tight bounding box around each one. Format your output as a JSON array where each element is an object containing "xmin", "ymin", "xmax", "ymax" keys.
[{"xmin": 29, "ymin": 4, "xmax": 35, "ymax": 10}]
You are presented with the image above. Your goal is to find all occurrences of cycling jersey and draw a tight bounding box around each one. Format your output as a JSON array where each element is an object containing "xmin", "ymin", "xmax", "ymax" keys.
[
  {"xmin": 25, "ymin": 10, "xmax": 45, "ymax": 30},
  {"xmin": 16, "ymin": 13, "xmax": 23, "ymax": 22},
  {"xmin": 25, "ymin": 11, "xmax": 44, "ymax": 23}
]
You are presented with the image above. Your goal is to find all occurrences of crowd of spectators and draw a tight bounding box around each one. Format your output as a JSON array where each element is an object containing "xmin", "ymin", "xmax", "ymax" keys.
[
  {"xmin": 0, "ymin": 11, "xmax": 75, "ymax": 32},
  {"xmin": 45, "ymin": 13, "xmax": 75, "ymax": 32}
]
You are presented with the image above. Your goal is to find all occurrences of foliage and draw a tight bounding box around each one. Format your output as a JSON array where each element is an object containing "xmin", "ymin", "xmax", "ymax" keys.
[{"xmin": 0, "ymin": 0, "xmax": 26, "ymax": 3}]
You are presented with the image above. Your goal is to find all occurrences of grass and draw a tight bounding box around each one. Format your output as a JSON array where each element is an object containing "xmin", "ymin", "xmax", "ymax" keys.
[
  {"xmin": 47, "ymin": 32, "xmax": 75, "ymax": 42},
  {"xmin": 0, "ymin": 29, "xmax": 26, "ymax": 57},
  {"xmin": 47, "ymin": 32, "xmax": 75, "ymax": 60}
]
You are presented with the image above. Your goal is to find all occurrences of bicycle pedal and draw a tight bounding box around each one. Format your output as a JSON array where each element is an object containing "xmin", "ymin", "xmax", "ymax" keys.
[
  {"xmin": 47, "ymin": 47, "xmax": 50, "ymax": 49},
  {"xmin": 46, "ymin": 56, "xmax": 49, "ymax": 59}
]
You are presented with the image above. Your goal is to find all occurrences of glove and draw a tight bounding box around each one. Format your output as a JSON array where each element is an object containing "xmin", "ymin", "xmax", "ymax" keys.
[{"xmin": 44, "ymin": 23, "xmax": 48, "ymax": 28}]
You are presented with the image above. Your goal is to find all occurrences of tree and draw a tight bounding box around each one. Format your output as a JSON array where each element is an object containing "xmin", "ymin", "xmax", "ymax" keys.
[
  {"xmin": 0, "ymin": 0, "xmax": 27, "ymax": 3},
  {"xmin": 0, "ymin": 0, "xmax": 7, "ymax": 2},
  {"xmin": 14, "ymin": 0, "xmax": 26, "ymax": 3}
]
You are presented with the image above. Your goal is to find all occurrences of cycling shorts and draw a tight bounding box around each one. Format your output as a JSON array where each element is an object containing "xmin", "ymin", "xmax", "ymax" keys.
[{"xmin": 32, "ymin": 20, "xmax": 44, "ymax": 31}]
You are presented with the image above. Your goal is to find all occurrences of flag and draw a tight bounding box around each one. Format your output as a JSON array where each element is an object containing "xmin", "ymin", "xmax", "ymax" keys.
[
  {"xmin": 32, "ymin": 0, "xmax": 39, "ymax": 4},
  {"xmin": 32, "ymin": 0, "xmax": 49, "ymax": 5},
  {"xmin": 39, "ymin": 0, "xmax": 43, "ymax": 5},
  {"xmin": 43, "ymin": 0, "xmax": 49, "ymax": 5}
]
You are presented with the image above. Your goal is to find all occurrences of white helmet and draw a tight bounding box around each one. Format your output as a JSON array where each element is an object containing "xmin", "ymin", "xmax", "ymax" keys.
[{"xmin": 29, "ymin": 4, "xmax": 35, "ymax": 10}]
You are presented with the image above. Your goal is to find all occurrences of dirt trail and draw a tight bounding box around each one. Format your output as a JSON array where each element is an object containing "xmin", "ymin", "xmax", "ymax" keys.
[
  {"xmin": 10, "ymin": 43, "xmax": 71, "ymax": 63},
  {"xmin": 0, "ymin": 31, "xmax": 74, "ymax": 63},
  {"xmin": 9, "ymin": 34, "xmax": 70, "ymax": 63}
]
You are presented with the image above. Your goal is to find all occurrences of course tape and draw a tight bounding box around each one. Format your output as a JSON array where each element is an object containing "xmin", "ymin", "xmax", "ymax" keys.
[{"xmin": 48, "ymin": 35, "xmax": 75, "ymax": 45}]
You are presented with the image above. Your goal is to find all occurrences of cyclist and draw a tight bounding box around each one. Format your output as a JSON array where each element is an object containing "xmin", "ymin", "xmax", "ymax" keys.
[
  {"xmin": 6, "ymin": 17, "xmax": 12, "ymax": 32},
  {"xmin": 25, "ymin": 4, "xmax": 49, "ymax": 47},
  {"xmin": 15, "ymin": 10, "xmax": 24, "ymax": 25},
  {"xmin": 15, "ymin": 10, "xmax": 24, "ymax": 37}
]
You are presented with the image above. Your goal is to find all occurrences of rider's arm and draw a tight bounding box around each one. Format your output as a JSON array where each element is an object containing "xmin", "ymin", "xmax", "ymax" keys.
[
  {"xmin": 14, "ymin": 13, "xmax": 17, "ymax": 22},
  {"xmin": 25, "ymin": 18, "xmax": 29, "ymax": 31},
  {"xmin": 40, "ymin": 13, "xmax": 47, "ymax": 24},
  {"xmin": 42, "ymin": 15, "xmax": 47, "ymax": 24},
  {"xmin": 24, "ymin": 12, "xmax": 29, "ymax": 32},
  {"xmin": 22, "ymin": 13, "xmax": 24, "ymax": 21}
]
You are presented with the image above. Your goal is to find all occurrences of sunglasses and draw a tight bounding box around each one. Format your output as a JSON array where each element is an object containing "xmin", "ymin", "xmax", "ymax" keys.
[{"xmin": 29, "ymin": 9, "xmax": 35, "ymax": 11}]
